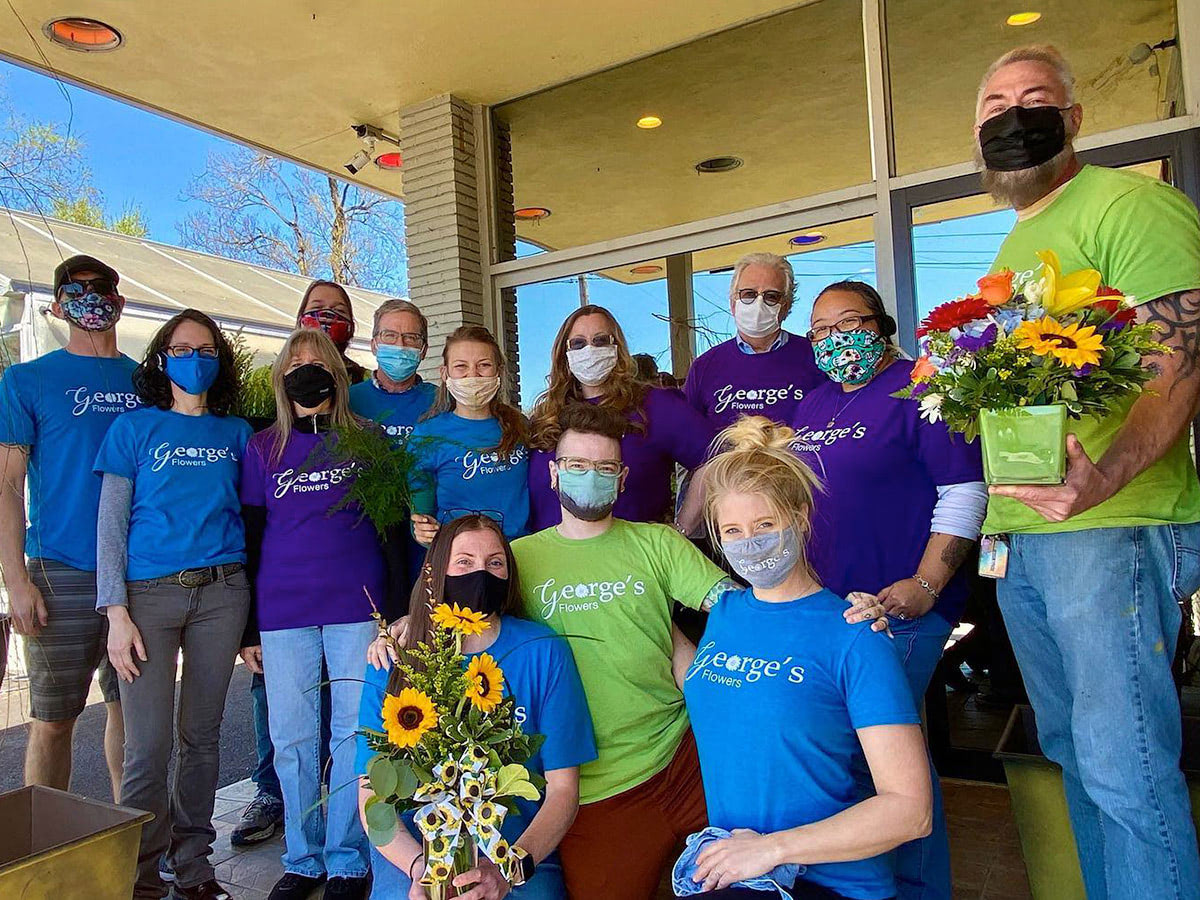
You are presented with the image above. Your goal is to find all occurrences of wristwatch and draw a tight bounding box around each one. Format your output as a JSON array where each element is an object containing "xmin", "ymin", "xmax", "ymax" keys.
[{"xmin": 511, "ymin": 849, "xmax": 535, "ymax": 886}]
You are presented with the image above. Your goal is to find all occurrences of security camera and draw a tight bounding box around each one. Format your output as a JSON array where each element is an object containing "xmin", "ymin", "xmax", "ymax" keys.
[{"xmin": 344, "ymin": 136, "xmax": 376, "ymax": 175}]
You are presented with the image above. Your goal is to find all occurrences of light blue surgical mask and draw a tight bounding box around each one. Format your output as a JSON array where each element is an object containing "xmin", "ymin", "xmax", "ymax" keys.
[
  {"xmin": 556, "ymin": 468, "xmax": 620, "ymax": 522},
  {"xmin": 163, "ymin": 354, "xmax": 220, "ymax": 395},
  {"xmin": 376, "ymin": 344, "xmax": 421, "ymax": 382},
  {"xmin": 722, "ymin": 526, "xmax": 801, "ymax": 589}
]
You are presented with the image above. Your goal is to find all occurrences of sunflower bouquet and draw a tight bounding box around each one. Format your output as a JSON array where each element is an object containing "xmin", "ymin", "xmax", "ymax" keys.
[
  {"xmin": 360, "ymin": 601, "xmax": 544, "ymax": 900},
  {"xmin": 896, "ymin": 250, "xmax": 1167, "ymax": 482}
]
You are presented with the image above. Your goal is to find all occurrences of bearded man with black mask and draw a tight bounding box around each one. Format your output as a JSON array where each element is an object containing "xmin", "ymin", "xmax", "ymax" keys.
[{"xmin": 975, "ymin": 45, "xmax": 1200, "ymax": 900}]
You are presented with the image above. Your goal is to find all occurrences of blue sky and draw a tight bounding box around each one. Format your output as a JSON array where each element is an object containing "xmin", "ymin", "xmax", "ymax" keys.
[{"xmin": 2, "ymin": 57, "xmax": 1015, "ymax": 408}]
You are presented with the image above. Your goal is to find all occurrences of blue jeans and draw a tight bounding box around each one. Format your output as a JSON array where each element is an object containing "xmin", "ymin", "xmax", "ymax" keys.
[
  {"xmin": 997, "ymin": 524, "xmax": 1200, "ymax": 900},
  {"xmin": 261, "ymin": 621, "xmax": 377, "ymax": 879},
  {"xmin": 889, "ymin": 612, "xmax": 954, "ymax": 900},
  {"xmin": 369, "ymin": 843, "xmax": 567, "ymax": 900},
  {"xmin": 250, "ymin": 672, "xmax": 281, "ymax": 800}
]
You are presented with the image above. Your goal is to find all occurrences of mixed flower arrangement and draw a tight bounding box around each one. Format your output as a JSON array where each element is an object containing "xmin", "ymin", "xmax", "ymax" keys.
[
  {"xmin": 896, "ymin": 250, "xmax": 1167, "ymax": 440},
  {"xmin": 360, "ymin": 598, "xmax": 544, "ymax": 899}
]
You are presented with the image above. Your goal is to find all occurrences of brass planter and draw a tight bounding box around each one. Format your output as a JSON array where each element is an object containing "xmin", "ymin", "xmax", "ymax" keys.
[{"xmin": 0, "ymin": 785, "xmax": 152, "ymax": 900}]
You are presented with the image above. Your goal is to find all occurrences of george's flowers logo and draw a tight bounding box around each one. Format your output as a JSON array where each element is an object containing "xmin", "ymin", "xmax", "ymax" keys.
[
  {"xmin": 150, "ymin": 441, "xmax": 239, "ymax": 473},
  {"xmin": 685, "ymin": 639, "xmax": 805, "ymax": 689},
  {"xmin": 712, "ymin": 383, "xmax": 804, "ymax": 415},
  {"xmin": 459, "ymin": 446, "xmax": 526, "ymax": 480},
  {"xmin": 68, "ymin": 386, "xmax": 139, "ymax": 417},
  {"xmin": 533, "ymin": 575, "xmax": 646, "ymax": 618},
  {"xmin": 273, "ymin": 463, "xmax": 358, "ymax": 499},
  {"xmin": 789, "ymin": 422, "xmax": 868, "ymax": 455}
]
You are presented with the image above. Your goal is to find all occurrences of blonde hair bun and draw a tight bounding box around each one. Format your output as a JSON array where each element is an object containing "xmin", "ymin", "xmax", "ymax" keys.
[{"xmin": 714, "ymin": 415, "xmax": 798, "ymax": 456}]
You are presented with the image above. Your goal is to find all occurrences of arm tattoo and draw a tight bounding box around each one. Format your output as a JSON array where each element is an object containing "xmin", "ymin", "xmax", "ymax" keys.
[
  {"xmin": 939, "ymin": 536, "xmax": 976, "ymax": 574},
  {"xmin": 701, "ymin": 577, "xmax": 741, "ymax": 611},
  {"xmin": 1140, "ymin": 289, "xmax": 1200, "ymax": 396}
]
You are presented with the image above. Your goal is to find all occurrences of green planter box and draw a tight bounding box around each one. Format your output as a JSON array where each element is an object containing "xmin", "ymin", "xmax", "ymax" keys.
[
  {"xmin": 995, "ymin": 706, "xmax": 1200, "ymax": 900},
  {"xmin": 978, "ymin": 405, "xmax": 1067, "ymax": 485},
  {"xmin": 0, "ymin": 785, "xmax": 152, "ymax": 900}
]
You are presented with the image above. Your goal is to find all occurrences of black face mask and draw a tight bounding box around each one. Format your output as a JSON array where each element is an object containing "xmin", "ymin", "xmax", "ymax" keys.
[
  {"xmin": 444, "ymin": 569, "xmax": 508, "ymax": 615},
  {"xmin": 284, "ymin": 364, "xmax": 336, "ymax": 409},
  {"xmin": 978, "ymin": 105, "xmax": 1069, "ymax": 172}
]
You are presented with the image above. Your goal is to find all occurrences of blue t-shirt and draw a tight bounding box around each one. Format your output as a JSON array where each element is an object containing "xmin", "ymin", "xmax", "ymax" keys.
[
  {"xmin": 409, "ymin": 411, "xmax": 529, "ymax": 539},
  {"xmin": 93, "ymin": 407, "xmax": 253, "ymax": 581},
  {"xmin": 0, "ymin": 349, "xmax": 139, "ymax": 570},
  {"xmin": 355, "ymin": 615, "xmax": 597, "ymax": 838},
  {"xmin": 683, "ymin": 587, "xmax": 920, "ymax": 900},
  {"xmin": 349, "ymin": 377, "xmax": 437, "ymax": 443}
]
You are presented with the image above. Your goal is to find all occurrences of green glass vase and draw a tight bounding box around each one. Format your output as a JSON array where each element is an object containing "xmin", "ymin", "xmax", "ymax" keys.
[{"xmin": 978, "ymin": 405, "xmax": 1067, "ymax": 485}]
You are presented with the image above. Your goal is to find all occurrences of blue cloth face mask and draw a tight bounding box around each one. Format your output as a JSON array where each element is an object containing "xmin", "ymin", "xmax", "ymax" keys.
[
  {"xmin": 813, "ymin": 328, "xmax": 885, "ymax": 386},
  {"xmin": 376, "ymin": 344, "xmax": 421, "ymax": 381},
  {"xmin": 556, "ymin": 468, "xmax": 620, "ymax": 522},
  {"xmin": 722, "ymin": 526, "xmax": 801, "ymax": 589},
  {"xmin": 163, "ymin": 354, "xmax": 220, "ymax": 395}
]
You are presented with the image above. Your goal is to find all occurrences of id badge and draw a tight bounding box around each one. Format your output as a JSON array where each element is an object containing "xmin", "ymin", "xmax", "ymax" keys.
[{"xmin": 979, "ymin": 535, "xmax": 1009, "ymax": 580}]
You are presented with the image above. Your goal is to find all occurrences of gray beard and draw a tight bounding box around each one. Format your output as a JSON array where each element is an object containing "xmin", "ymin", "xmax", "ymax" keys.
[{"xmin": 977, "ymin": 143, "xmax": 1076, "ymax": 211}]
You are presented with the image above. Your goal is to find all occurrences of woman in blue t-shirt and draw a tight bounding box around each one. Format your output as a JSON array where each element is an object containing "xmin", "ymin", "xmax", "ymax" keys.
[
  {"xmin": 237, "ymin": 327, "xmax": 385, "ymax": 898},
  {"xmin": 93, "ymin": 309, "xmax": 253, "ymax": 900},
  {"xmin": 677, "ymin": 416, "xmax": 932, "ymax": 900},
  {"xmin": 357, "ymin": 513, "xmax": 596, "ymax": 899},
  {"xmin": 409, "ymin": 325, "xmax": 530, "ymax": 544}
]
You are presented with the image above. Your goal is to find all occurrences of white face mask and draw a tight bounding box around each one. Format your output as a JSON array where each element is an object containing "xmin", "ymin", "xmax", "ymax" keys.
[
  {"xmin": 734, "ymin": 297, "xmax": 782, "ymax": 339},
  {"xmin": 446, "ymin": 375, "xmax": 501, "ymax": 408},
  {"xmin": 566, "ymin": 345, "xmax": 618, "ymax": 386}
]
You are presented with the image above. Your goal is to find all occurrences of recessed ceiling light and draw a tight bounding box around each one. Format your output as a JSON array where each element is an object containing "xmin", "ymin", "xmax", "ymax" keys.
[
  {"xmin": 43, "ymin": 18, "xmax": 122, "ymax": 51},
  {"xmin": 374, "ymin": 152, "xmax": 403, "ymax": 170},
  {"xmin": 637, "ymin": 115, "xmax": 663, "ymax": 129},
  {"xmin": 515, "ymin": 207, "xmax": 551, "ymax": 221},
  {"xmin": 1006, "ymin": 12, "xmax": 1042, "ymax": 26},
  {"xmin": 630, "ymin": 264, "xmax": 663, "ymax": 275},
  {"xmin": 695, "ymin": 156, "xmax": 743, "ymax": 174},
  {"xmin": 789, "ymin": 232, "xmax": 826, "ymax": 246}
]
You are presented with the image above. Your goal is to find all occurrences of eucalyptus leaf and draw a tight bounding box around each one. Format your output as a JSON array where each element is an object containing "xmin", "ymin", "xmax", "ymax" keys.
[
  {"xmin": 369, "ymin": 756, "xmax": 398, "ymax": 798},
  {"xmin": 366, "ymin": 800, "xmax": 397, "ymax": 833}
]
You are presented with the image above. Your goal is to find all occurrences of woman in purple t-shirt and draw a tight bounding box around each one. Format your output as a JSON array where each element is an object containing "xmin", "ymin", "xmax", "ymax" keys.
[
  {"xmin": 526, "ymin": 305, "xmax": 718, "ymax": 532},
  {"xmin": 238, "ymin": 328, "xmax": 384, "ymax": 898},
  {"xmin": 791, "ymin": 281, "xmax": 987, "ymax": 900}
]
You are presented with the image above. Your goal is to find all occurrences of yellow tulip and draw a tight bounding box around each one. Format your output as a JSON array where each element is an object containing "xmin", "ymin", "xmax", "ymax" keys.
[{"xmin": 1035, "ymin": 250, "xmax": 1103, "ymax": 316}]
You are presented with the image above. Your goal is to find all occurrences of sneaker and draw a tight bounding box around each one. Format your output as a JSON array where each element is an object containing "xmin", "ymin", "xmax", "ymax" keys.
[
  {"xmin": 230, "ymin": 792, "xmax": 284, "ymax": 846},
  {"xmin": 159, "ymin": 855, "xmax": 175, "ymax": 883},
  {"xmin": 172, "ymin": 880, "xmax": 234, "ymax": 900},
  {"xmin": 267, "ymin": 873, "xmax": 326, "ymax": 900},
  {"xmin": 323, "ymin": 876, "xmax": 370, "ymax": 900}
]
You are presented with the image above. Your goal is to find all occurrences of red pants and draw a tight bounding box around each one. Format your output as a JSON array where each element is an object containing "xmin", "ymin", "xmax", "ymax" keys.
[{"xmin": 559, "ymin": 729, "xmax": 707, "ymax": 900}]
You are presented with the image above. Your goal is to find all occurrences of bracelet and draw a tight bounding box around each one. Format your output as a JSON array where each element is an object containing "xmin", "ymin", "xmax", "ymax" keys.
[
  {"xmin": 911, "ymin": 574, "xmax": 940, "ymax": 601},
  {"xmin": 407, "ymin": 851, "xmax": 423, "ymax": 879}
]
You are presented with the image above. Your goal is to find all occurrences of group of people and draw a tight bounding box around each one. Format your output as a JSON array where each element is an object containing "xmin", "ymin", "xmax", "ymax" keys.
[{"xmin": 4, "ymin": 42, "xmax": 1200, "ymax": 900}]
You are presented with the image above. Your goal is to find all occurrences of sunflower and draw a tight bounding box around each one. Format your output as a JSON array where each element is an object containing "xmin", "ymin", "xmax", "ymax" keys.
[
  {"xmin": 1014, "ymin": 317, "xmax": 1105, "ymax": 369},
  {"xmin": 382, "ymin": 688, "xmax": 438, "ymax": 748},
  {"xmin": 431, "ymin": 602, "xmax": 490, "ymax": 636},
  {"xmin": 465, "ymin": 653, "xmax": 504, "ymax": 713}
]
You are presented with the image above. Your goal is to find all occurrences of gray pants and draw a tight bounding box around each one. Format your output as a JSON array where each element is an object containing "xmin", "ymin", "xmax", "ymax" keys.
[{"xmin": 119, "ymin": 567, "xmax": 250, "ymax": 899}]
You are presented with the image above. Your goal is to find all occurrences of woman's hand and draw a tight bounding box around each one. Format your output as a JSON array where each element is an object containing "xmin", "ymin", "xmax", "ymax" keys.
[
  {"xmin": 877, "ymin": 579, "xmax": 936, "ymax": 621},
  {"xmin": 843, "ymin": 591, "xmax": 891, "ymax": 634},
  {"xmin": 240, "ymin": 645, "xmax": 263, "ymax": 675},
  {"xmin": 692, "ymin": 829, "xmax": 779, "ymax": 892},
  {"xmin": 411, "ymin": 513, "xmax": 439, "ymax": 548},
  {"xmin": 452, "ymin": 857, "xmax": 511, "ymax": 900},
  {"xmin": 368, "ymin": 618, "xmax": 410, "ymax": 670},
  {"xmin": 106, "ymin": 606, "xmax": 147, "ymax": 683},
  {"xmin": 406, "ymin": 856, "xmax": 428, "ymax": 900}
]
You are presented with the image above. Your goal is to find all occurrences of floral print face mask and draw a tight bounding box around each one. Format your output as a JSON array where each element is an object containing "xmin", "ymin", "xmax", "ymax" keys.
[{"xmin": 812, "ymin": 329, "xmax": 885, "ymax": 386}]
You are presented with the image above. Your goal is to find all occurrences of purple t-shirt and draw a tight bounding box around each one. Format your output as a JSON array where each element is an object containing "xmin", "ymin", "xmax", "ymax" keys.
[
  {"xmin": 240, "ymin": 429, "xmax": 385, "ymax": 632},
  {"xmin": 789, "ymin": 360, "xmax": 983, "ymax": 622},
  {"xmin": 527, "ymin": 387, "xmax": 718, "ymax": 531},
  {"xmin": 684, "ymin": 333, "xmax": 825, "ymax": 429}
]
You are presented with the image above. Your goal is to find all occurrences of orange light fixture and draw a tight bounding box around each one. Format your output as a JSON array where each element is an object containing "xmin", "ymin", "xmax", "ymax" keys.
[
  {"xmin": 515, "ymin": 207, "xmax": 552, "ymax": 221},
  {"xmin": 630, "ymin": 264, "xmax": 663, "ymax": 275},
  {"xmin": 1006, "ymin": 12, "xmax": 1042, "ymax": 26},
  {"xmin": 44, "ymin": 18, "xmax": 122, "ymax": 51},
  {"xmin": 637, "ymin": 115, "xmax": 663, "ymax": 129}
]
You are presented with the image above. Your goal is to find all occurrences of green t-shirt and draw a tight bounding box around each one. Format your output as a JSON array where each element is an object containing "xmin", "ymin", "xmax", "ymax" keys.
[
  {"xmin": 512, "ymin": 519, "xmax": 725, "ymax": 803},
  {"xmin": 985, "ymin": 164, "xmax": 1200, "ymax": 535}
]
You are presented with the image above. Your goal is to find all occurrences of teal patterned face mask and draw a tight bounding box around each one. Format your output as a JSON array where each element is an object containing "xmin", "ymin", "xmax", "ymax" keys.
[{"xmin": 812, "ymin": 329, "xmax": 885, "ymax": 386}]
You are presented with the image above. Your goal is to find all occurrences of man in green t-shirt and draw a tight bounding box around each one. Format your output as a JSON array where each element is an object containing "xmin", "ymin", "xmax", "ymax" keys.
[
  {"xmin": 975, "ymin": 45, "xmax": 1200, "ymax": 899},
  {"xmin": 512, "ymin": 403, "xmax": 736, "ymax": 900}
]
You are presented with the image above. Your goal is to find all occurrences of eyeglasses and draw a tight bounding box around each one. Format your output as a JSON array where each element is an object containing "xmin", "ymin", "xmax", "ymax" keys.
[
  {"xmin": 165, "ymin": 344, "xmax": 219, "ymax": 359},
  {"xmin": 566, "ymin": 334, "xmax": 617, "ymax": 352},
  {"xmin": 556, "ymin": 456, "xmax": 623, "ymax": 476},
  {"xmin": 375, "ymin": 330, "xmax": 425, "ymax": 349},
  {"xmin": 807, "ymin": 314, "xmax": 884, "ymax": 343},
  {"xmin": 61, "ymin": 278, "xmax": 115, "ymax": 298},
  {"xmin": 737, "ymin": 289, "xmax": 784, "ymax": 307},
  {"xmin": 302, "ymin": 308, "xmax": 351, "ymax": 324}
]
